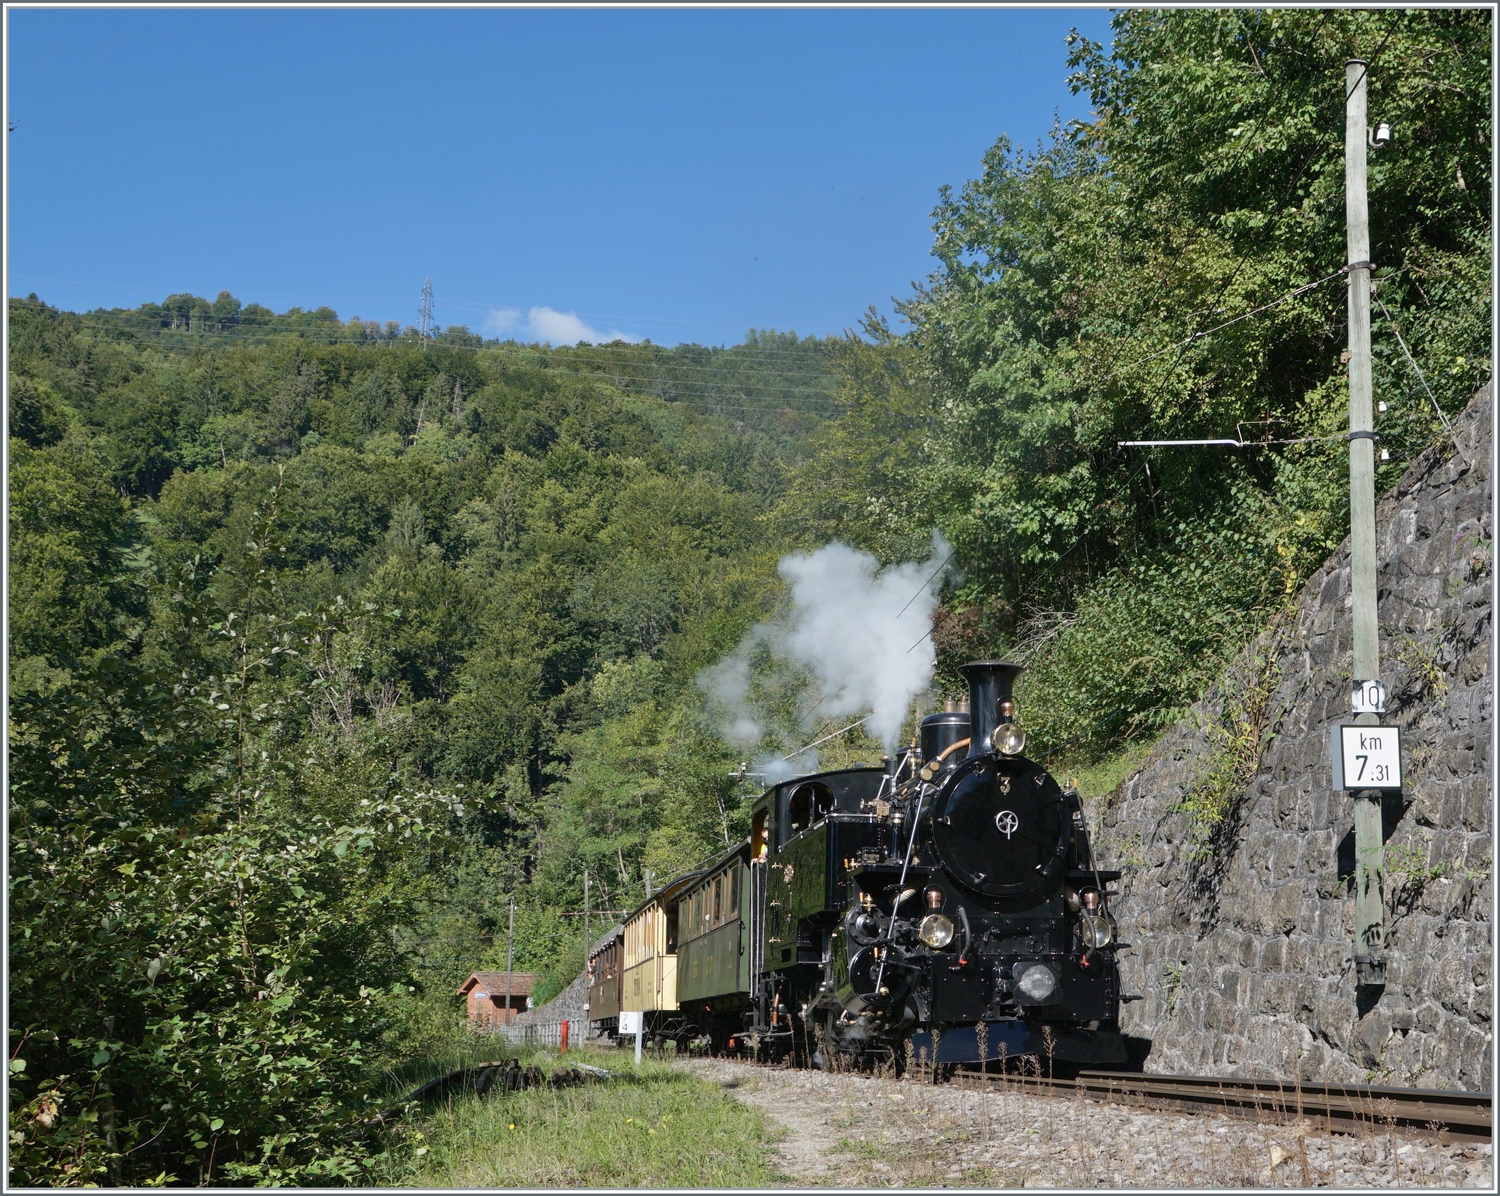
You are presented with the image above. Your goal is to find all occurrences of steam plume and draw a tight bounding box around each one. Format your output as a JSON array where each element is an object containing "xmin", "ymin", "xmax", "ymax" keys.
[{"xmin": 700, "ymin": 532, "xmax": 955, "ymax": 778}]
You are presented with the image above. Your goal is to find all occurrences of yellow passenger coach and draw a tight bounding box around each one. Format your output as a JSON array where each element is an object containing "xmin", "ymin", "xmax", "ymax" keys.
[{"xmin": 615, "ymin": 871, "xmax": 700, "ymax": 1043}]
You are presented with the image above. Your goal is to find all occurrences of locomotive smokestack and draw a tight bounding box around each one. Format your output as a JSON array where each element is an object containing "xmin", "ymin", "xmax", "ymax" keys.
[{"xmin": 957, "ymin": 660, "xmax": 1024, "ymax": 757}]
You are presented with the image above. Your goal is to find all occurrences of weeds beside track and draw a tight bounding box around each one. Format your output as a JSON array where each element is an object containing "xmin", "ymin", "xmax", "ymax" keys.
[{"xmin": 374, "ymin": 1045, "xmax": 778, "ymax": 1188}]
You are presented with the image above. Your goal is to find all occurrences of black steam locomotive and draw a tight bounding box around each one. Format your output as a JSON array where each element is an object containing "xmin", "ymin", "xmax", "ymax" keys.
[
  {"xmin": 591, "ymin": 660, "xmax": 1128, "ymax": 1071},
  {"xmin": 805, "ymin": 660, "xmax": 1127, "ymax": 1068}
]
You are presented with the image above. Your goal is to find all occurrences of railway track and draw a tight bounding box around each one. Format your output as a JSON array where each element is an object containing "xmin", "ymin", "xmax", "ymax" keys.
[{"xmin": 953, "ymin": 1067, "xmax": 1492, "ymax": 1144}]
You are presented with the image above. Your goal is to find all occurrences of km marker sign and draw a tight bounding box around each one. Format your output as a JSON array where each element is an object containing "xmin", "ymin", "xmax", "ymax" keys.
[{"xmin": 1332, "ymin": 724, "xmax": 1404, "ymax": 791}]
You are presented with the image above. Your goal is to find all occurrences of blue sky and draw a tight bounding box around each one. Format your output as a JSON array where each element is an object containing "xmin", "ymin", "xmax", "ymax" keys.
[{"xmin": 6, "ymin": 6, "xmax": 1113, "ymax": 346}]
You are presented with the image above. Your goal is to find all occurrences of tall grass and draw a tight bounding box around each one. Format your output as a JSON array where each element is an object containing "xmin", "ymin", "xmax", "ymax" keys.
[
  {"xmin": 376, "ymin": 990, "xmax": 515, "ymax": 1099},
  {"xmin": 377, "ymin": 1045, "xmax": 778, "ymax": 1188}
]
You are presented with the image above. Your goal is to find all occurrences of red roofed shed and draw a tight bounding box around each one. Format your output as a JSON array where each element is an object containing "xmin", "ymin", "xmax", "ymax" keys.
[{"xmin": 458, "ymin": 971, "xmax": 537, "ymax": 1027}]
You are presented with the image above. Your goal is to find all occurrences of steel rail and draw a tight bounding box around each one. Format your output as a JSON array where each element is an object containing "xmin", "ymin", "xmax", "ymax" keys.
[{"xmin": 954, "ymin": 1068, "xmax": 1491, "ymax": 1143}]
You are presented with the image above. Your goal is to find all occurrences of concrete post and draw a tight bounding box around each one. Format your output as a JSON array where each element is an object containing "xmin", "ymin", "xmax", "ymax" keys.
[
  {"xmin": 1345, "ymin": 58, "xmax": 1385, "ymax": 989},
  {"xmin": 506, "ymin": 896, "xmax": 516, "ymax": 1023}
]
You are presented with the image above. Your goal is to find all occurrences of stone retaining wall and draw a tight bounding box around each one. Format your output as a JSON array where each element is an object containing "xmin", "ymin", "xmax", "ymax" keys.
[
  {"xmin": 509, "ymin": 969, "xmax": 590, "ymax": 1032},
  {"xmin": 1098, "ymin": 386, "xmax": 1492, "ymax": 1090}
]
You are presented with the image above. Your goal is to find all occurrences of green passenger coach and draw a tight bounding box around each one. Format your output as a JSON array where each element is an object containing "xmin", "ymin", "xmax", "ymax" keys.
[{"xmin": 674, "ymin": 840, "xmax": 753, "ymax": 1053}]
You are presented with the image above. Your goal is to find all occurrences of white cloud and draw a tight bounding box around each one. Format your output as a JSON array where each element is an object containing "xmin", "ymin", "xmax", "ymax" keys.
[
  {"xmin": 484, "ymin": 304, "xmax": 639, "ymax": 345},
  {"xmin": 483, "ymin": 307, "xmax": 522, "ymax": 336},
  {"xmin": 526, "ymin": 306, "xmax": 639, "ymax": 345}
]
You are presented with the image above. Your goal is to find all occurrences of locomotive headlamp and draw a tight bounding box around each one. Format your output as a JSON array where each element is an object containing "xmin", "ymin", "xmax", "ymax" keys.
[
  {"xmin": 996, "ymin": 725, "xmax": 1027, "ymax": 756},
  {"xmin": 923, "ymin": 886, "xmax": 945, "ymax": 910},
  {"xmin": 1015, "ymin": 963, "xmax": 1058, "ymax": 1003},
  {"xmin": 1078, "ymin": 914, "xmax": 1114, "ymax": 950},
  {"xmin": 918, "ymin": 913, "xmax": 955, "ymax": 949}
]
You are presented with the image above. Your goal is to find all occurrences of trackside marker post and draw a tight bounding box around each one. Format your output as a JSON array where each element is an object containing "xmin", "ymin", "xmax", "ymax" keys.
[
  {"xmin": 620, "ymin": 1010, "xmax": 643, "ymax": 1065},
  {"xmin": 1332, "ymin": 726, "xmax": 1404, "ymax": 790}
]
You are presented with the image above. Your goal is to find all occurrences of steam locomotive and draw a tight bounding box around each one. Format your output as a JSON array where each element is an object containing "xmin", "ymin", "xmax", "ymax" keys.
[{"xmin": 588, "ymin": 661, "xmax": 1128, "ymax": 1070}]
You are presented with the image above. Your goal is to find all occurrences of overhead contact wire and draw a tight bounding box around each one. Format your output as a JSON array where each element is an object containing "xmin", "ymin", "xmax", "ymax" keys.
[
  {"xmin": 1373, "ymin": 294, "xmax": 1471, "ymax": 467},
  {"xmin": 1097, "ymin": 267, "xmax": 1351, "ymax": 384}
]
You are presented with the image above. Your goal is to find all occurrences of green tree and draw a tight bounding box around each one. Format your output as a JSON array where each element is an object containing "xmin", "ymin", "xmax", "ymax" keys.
[
  {"xmin": 876, "ymin": 6, "xmax": 1490, "ymax": 749},
  {"xmin": 8, "ymin": 485, "xmax": 472, "ymax": 1185}
]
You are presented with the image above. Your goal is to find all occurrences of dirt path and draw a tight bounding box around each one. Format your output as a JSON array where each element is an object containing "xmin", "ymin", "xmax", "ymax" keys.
[
  {"xmin": 679, "ymin": 1058, "xmax": 1494, "ymax": 1189},
  {"xmin": 695, "ymin": 1062, "xmax": 852, "ymax": 1186}
]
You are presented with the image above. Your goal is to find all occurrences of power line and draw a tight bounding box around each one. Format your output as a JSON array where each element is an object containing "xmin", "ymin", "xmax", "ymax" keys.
[
  {"xmin": 775, "ymin": 717, "xmax": 871, "ymax": 765},
  {"xmin": 1103, "ymin": 20, "xmax": 1399, "ymax": 441},
  {"xmin": 1097, "ymin": 266, "xmax": 1353, "ymax": 384},
  {"xmin": 24, "ymin": 314, "xmax": 845, "ymax": 398},
  {"xmin": 1086, "ymin": 11, "xmax": 1335, "ymax": 387},
  {"xmin": 957, "ymin": 19, "xmax": 1370, "ymax": 569},
  {"xmin": 894, "ymin": 549, "xmax": 957, "ymax": 619},
  {"xmin": 17, "ymin": 326, "xmax": 849, "ymax": 417},
  {"xmin": 903, "ymin": 627, "xmax": 934, "ymax": 656},
  {"xmin": 580, "ymin": 383, "xmax": 837, "ymax": 410},
  {"xmin": 1373, "ymin": 293, "xmax": 1469, "ymax": 467},
  {"xmin": 1058, "ymin": 24, "xmax": 1405, "ymax": 576},
  {"xmin": 505, "ymin": 357, "xmax": 840, "ymax": 388}
]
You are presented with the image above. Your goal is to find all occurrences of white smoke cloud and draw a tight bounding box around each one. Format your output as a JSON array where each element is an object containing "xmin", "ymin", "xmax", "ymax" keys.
[
  {"xmin": 486, "ymin": 305, "xmax": 640, "ymax": 345},
  {"xmin": 700, "ymin": 532, "xmax": 956, "ymax": 769},
  {"xmin": 761, "ymin": 751, "xmax": 816, "ymax": 786}
]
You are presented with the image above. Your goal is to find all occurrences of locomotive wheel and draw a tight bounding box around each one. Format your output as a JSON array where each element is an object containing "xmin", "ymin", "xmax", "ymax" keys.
[
  {"xmin": 810, "ymin": 1012, "xmax": 839, "ymax": 1071},
  {"xmin": 844, "ymin": 944, "xmax": 918, "ymax": 1013}
]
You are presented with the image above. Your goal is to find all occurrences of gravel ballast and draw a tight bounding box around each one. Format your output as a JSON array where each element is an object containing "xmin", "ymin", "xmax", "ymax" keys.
[{"xmin": 679, "ymin": 1058, "xmax": 1493, "ymax": 1189}]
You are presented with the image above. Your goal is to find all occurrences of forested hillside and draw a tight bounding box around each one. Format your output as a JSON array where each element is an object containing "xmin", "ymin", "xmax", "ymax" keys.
[
  {"xmin": 8, "ymin": 301, "xmax": 848, "ymax": 1182},
  {"xmin": 8, "ymin": 6, "xmax": 1489, "ymax": 1186}
]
